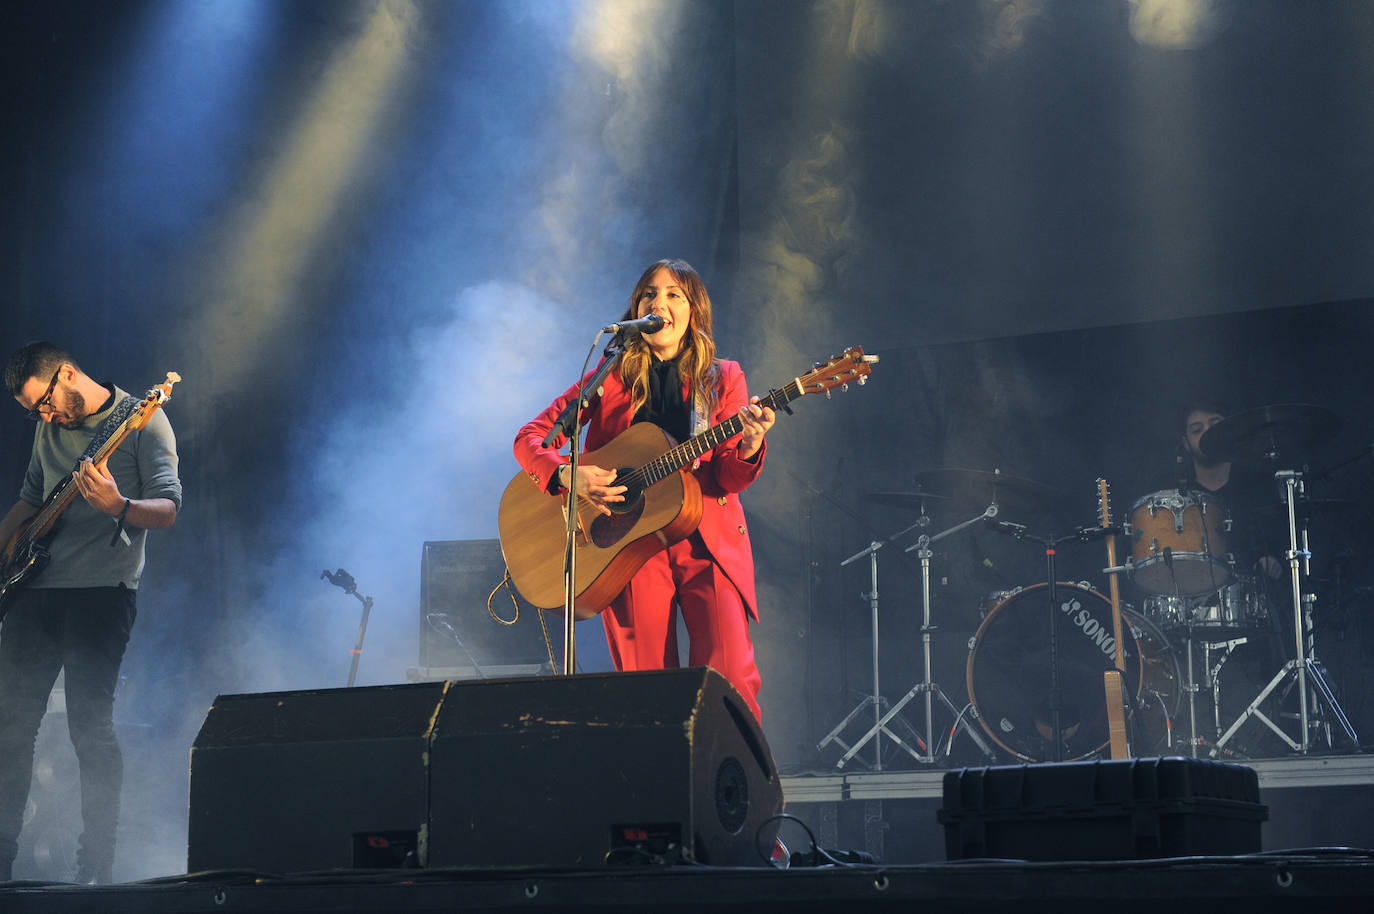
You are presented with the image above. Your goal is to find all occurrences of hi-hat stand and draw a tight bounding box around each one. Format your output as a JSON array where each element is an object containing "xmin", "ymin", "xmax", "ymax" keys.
[{"xmin": 1213, "ymin": 470, "xmax": 1359, "ymax": 755}]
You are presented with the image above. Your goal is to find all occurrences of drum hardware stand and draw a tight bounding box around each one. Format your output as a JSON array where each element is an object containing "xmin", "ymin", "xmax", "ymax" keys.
[
  {"xmin": 1212, "ymin": 471, "xmax": 1360, "ymax": 756},
  {"xmin": 881, "ymin": 505, "xmax": 1000, "ymax": 765},
  {"xmin": 992, "ymin": 519, "xmax": 1116, "ymax": 763},
  {"xmin": 818, "ymin": 517, "xmax": 933, "ymax": 770},
  {"xmin": 1182, "ymin": 626, "xmax": 1201, "ymax": 757},
  {"xmin": 1177, "ymin": 629, "xmax": 1241, "ymax": 758}
]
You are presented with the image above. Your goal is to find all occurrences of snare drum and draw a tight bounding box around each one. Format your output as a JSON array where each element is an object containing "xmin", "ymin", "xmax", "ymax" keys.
[
  {"xmin": 1129, "ymin": 489, "xmax": 1232, "ymax": 596},
  {"xmin": 966, "ymin": 582, "xmax": 1180, "ymax": 762},
  {"xmin": 1144, "ymin": 578, "xmax": 1270, "ymax": 636}
]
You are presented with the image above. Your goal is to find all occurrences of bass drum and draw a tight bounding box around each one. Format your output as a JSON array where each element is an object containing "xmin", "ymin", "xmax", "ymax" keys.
[{"xmin": 967, "ymin": 582, "xmax": 1181, "ymax": 762}]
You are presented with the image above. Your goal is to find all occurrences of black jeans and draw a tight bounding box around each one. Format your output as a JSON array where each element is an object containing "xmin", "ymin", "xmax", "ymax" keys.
[{"xmin": 0, "ymin": 586, "xmax": 137, "ymax": 877}]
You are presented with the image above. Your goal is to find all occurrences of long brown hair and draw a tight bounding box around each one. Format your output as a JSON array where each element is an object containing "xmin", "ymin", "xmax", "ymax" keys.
[{"xmin": 616, "ymin": 259, "xmax": 720, "ymax": 418}]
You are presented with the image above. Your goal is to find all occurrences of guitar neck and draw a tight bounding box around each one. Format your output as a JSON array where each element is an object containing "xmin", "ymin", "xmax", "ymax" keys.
[
  {"xmin": 1097, "ymin": 478, "xmax": 1127, "ymax": 670},
  {"xmin": 637, "ymin": 381, "xmax": 802, "ymax": 486},
  {"xmin": 22, "ymin": 413, "xmax": 138, "ymax": 544}
]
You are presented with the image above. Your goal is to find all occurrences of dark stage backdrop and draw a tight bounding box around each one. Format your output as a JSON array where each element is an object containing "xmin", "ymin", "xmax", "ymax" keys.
[
  {"xmin": 0, "ymin": 0, "xmax": 1371, "ymax": 880},
  {"xmin": 749, "ymin": 297, "xmax": 1374, "ymax": 766}
]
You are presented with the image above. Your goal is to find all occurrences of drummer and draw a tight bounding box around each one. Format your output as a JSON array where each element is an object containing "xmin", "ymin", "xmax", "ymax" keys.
[
  {"xmin": 1174, "ymin": 401, "xmax": 1282, "ymax": 579},
  {"xmin": 1170, "ymin": 401, "xmax": 1292, "ymax": 702}
]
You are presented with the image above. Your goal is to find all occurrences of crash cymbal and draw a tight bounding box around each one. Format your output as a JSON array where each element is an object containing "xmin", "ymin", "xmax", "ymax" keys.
[
  {"xmin": 1198, "ymin": 404, "xmax": 1341, "ymax": 463},
  {"xmin": 866, "ymin": 490, "xmax": 949, "ymax": 510},
  {"xmin": 911, "ymin": 467, "xmax": 1059, "ymax": 509}
]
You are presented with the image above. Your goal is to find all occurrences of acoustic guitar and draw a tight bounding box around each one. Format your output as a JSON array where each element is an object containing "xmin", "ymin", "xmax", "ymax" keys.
[
  {"xmin": 499, "ymin": 348, "xmax": 874, "ymax": 618},
  {"xmin": 0, "ymin": 372, "xmax": 180, "ymax": 621}
]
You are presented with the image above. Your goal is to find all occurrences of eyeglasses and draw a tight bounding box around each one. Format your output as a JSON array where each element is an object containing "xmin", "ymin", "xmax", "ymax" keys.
[{"xmin": 27, "ymin": 366, "xmax": 62, "ymax": 421}]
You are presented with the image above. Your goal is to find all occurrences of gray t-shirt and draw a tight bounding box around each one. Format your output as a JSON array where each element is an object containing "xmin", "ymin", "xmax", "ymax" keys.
[{"xmin": 19, "ymin": 383, "xmax": 182, "ymax": 590}]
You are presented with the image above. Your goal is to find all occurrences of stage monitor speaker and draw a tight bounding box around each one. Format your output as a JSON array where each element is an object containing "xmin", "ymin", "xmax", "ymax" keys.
[
  {"xmin": 188, "ymin": 681, "xmax": 447, "ymax": 873},
  {"xmin": 417, "ymin": 538, "xmax": 549, "ymax": 676},
  {"xmin": 187, "ymin": 668, "xmax": 781, "ymax": 873},
  {"xmin": 427, "ymin": 667, "xmax": 782, "ymax": 868}
]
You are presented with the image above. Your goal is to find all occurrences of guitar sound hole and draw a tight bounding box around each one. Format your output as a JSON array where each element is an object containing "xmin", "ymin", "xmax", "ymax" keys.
[
  {"xmin": 588, "ymin": 469, "xmax": 645, "ymax": 548},
  {"xmin": 607, "ymin": 468, "xmax": 644, "ymax": 516}
]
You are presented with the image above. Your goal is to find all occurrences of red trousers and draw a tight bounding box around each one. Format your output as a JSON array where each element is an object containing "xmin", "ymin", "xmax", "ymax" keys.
[{"xmin": 602, "ymin": 532, "xmax": 763, "ymax": 722}]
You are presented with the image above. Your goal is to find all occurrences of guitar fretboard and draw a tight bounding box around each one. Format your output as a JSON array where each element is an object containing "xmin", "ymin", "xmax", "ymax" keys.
[{"xmin": 630, "ymin": 379, "xmax": 803, "ymax": 488}]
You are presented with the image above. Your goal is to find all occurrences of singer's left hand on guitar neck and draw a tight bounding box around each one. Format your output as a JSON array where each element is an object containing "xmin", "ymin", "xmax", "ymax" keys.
[{"xmin": 736, "ymin": 395, "xmax": 776, "ymax": 461}]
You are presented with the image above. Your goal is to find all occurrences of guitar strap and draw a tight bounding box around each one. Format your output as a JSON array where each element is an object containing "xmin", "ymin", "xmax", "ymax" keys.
[
  {"xmin": 78, "ymin": 394, "xmax": 138, "ymax": 464},
  {"xmin": 689, "ymin": 387, "xmax": 709, "ymax": 438}
]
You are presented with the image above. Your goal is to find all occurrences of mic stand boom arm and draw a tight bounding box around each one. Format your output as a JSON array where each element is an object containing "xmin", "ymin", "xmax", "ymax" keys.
[{"xmin": 542, "ymin": 337, "xmax": 625, "ymax": 449}]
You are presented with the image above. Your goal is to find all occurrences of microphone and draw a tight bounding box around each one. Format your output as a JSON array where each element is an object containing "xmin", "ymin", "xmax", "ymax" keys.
[
  {"xmin": 602, "ymin": 313, "xmax": 664, "ymax": 335},
  {"xmin": 321, "ymin": 568, "xmax": 357, "ymax": 595}
]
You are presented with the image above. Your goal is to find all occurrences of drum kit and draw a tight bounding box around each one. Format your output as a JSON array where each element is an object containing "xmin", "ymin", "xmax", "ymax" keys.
[{"xmin": 818, "ymin": 403, "xmax": 1364, "ymax": 769}]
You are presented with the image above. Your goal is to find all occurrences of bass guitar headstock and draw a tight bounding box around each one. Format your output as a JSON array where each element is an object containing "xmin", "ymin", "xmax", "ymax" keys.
[{"xmin": 130, "ymin": 372, "xmax": 181, "ymax": 431}]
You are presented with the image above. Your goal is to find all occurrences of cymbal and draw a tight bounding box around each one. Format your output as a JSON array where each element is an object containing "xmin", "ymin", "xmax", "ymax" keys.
[
  {"xmin": 866, "ymin": 490, "xmax": 949, "ymax": 510},
  {"xmin": 911, "ymin": 467, "xmax": 1058, "ymax": 509},
  {"xmin": 1199, "ymin": 404, "xmax": 1341, "ymax": 462}
]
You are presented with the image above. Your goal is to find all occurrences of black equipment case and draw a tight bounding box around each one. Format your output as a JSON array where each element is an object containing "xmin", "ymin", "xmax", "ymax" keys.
[{"xmin": 938, "ymin": 756, "xmax": 1268, "ymax": 861}]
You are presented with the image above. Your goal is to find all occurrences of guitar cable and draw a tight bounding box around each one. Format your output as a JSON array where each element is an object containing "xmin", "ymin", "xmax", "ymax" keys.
[{"xmin": 488, "ymin": 571, "xmax": 561, "ymax": 670}]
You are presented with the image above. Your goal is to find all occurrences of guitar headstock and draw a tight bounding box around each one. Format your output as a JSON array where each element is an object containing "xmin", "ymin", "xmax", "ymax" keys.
[
  {"xmin": 798, "ymin": 347, "xmax": 876, "ymax": 398},
  {"xmin": 129, "ymin": 372, "xmax": 181, "ymax": 430},
  {"xmin": 1096, "ymin": 477, "xmax": 1112, "ymax": 528}
]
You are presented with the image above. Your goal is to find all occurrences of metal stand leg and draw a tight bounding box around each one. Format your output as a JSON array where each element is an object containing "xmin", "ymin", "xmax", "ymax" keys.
[
  {"xmin": 1183, "ymin": 632, "xmax": 1200, "ymax": 757},
  {"xmin": 819, "ymin": 505, "xmax": 1001, "ymax": 769},
  {"xmin": 1212, "ymin": 472, "xmax": 1359, "ymax": 756},
  {"xmin": 818, "ymin": 527, "xmax": 929, "ymax": 770},
  {"xmin": 893, "ymin": 508, "xmax": 1000, "ymax": 764}
]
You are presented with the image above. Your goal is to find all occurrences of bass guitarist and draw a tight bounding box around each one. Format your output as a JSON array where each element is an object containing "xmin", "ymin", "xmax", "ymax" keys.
[
  {"xmin": 0, "ymin": 342, "xmax": 181, "ymax": 884},
  {"xmin": 513, "ymin": 259, "xmax": 774, "ymax": 722}
]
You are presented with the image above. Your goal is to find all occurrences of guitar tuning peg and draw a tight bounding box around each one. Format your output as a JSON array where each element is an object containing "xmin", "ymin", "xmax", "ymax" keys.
[
  {"xmin": 857, "ymin": 376, "xmax": 866, "ymax": 385},
  {"xmin": 841, "ymin": 383, "xmax": 849, "ymax": 393},
  {"xmin": 813, "ymin": 361, "xmax": 823, "ymax": 370},
  {"xmin": 824, "ymin": 390, "xmax": 832, "ymax": 400}
]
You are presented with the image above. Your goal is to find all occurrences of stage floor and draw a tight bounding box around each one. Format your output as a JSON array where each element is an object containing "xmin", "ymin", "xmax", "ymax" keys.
[
  {"xmin": 4, "ymin": 752, "xmax": 1371, "ymax": 912},
  {"xmin": 2, "ymin": 853, "xmax": 1373, "ymax": 913}
]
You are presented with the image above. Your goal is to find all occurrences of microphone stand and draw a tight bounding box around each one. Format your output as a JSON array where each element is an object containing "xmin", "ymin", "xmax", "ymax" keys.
[
  {"xmin": 545, "ymin": 333, "xmax": 627, "ymax": 675},
  {"xmin": 984, "ymin": 523, "xmax": 1121, "ymax": 763},
  {"xmin": 321, "ymin": 568, "xmax": 373, "ymax": 687}
]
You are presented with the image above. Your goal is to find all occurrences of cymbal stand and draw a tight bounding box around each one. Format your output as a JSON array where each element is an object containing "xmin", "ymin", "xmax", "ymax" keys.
[
  {"xmin": 818, "ymin": 517, "xmax": 933, "ymax": 770},
  {"xmin": 886, "ymin": 505, "xmax": 999, "ymax": 764},
  {"xmin": 1213, "ymin": 471, "xmax": 1359, "ymax": 755}
]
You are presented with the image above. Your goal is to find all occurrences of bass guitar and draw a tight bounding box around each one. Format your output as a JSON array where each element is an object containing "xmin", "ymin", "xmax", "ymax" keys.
[
  {"xmin": 499, "ymin": 348, "xmax": 875, "ymax": 618},
  {"xmin": 0, "ymin": 372, "xmax": 180, "ymax": 621}
]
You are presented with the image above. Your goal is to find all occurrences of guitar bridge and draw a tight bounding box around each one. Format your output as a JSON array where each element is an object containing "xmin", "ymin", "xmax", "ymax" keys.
[{"xmin": 562, "ymin": 499, "xmax": 591, "ymax": 547}]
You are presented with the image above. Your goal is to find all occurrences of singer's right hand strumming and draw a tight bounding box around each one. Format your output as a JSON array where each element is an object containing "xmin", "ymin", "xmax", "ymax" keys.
[{"xmin": 559, "ymin": 463, "xmax": 626, "ymax": 516}]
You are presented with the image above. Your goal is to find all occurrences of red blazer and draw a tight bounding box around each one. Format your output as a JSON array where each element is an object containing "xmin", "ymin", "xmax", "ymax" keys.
[{"xmin": 514, "ymin": 358, "xmax": 766, "ymax": 620}]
